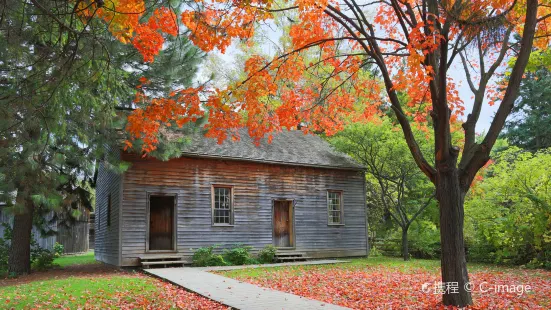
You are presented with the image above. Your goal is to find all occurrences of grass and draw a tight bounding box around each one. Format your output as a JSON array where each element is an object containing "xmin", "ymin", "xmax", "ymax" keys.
[
  {"xmin": 220, "ymin": 256, "xmax": 441, "ymax": 278},
  {"xmin": 1, "ymin": 250, "xmax": 227, "ymax": 309},
  {"xmin": 219, "ymin": 256, "xmax": 551, "ymax": 309},
  {"xmin": 220, "ymin": 255, "xmax": 548, "ymax": 278},
  {"xmin": 54, "ymin": 250, "xmax": 97, "ymax": 267},
  {"xmin": 0, "ymin": 274, "xmax": 156, "ymax": 309}
]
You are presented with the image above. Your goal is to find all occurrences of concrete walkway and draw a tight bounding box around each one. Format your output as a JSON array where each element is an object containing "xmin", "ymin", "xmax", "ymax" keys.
[{"xmin": 145, "ymin": 260, "xmax": 351, "ymax": 310}]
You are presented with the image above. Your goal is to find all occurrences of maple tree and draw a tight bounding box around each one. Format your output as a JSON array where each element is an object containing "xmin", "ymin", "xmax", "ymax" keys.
[
  {"xmin": 118, "ymin": 0, "xmax": 551, "ymax": 307},
  {"xmin": 8, "ymin": 0, "xmax": 548, "ymax": 307}
]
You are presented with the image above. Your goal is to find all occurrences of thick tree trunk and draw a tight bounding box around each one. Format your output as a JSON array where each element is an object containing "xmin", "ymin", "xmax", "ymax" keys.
[
  {"xmin": 437, "ymin": 169, "xmax": 473, "ymax": 307},
  {"xmin": 401, "ymin": 226, "xmax": 409, "ymax": 261},
  {"xmin": 8, "ymin": 197, "xmax": 35, "ymax": 275}
]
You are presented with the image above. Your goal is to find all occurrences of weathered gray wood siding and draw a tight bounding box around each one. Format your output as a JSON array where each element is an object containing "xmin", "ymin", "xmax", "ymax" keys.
[
  {"xmin": 94, "ymin": 157, "xmax": 122, "ymax": 266},
  {"xmin": 1, "ymin": 206, "xmax": 89, "ymax": 254},
  {"xmin": 56, "ymin": 220, "xmax": 89, "ymax": 254},
  {"xmin": 120, "ymin": 154, "xmax": 367, "ymax": 266},
  {"xmin": 0, "ymin": 206, "xmax": 56, "ymax": 250}
]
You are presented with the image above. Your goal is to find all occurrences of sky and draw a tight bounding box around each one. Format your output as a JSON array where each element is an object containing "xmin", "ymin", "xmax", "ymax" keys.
[
  {"xmin": 196, "ymin": 9, "xmax": 504, "ymax": 135},
  {"xmin": 200, "ymin": 44, "xmax": 501, "ymax": 135}
]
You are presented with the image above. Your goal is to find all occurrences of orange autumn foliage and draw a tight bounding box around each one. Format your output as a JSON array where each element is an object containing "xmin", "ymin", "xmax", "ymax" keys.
[
  {"xmin": 77, "ymin": 1, "xmax": 177, "ymax": 62},
  {"xmin": 99, "ymin": 0, "xmax": 551, "ymax": 154}
]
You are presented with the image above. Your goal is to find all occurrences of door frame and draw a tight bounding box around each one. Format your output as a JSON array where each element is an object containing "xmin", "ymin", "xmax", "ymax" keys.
[
  {"xmin": 145, "ymin": 192, "xmax": 178, "ymax": 253},
  {"xmin": 271, "ymin": 199, "xmax": 295, "ymax": 249}
]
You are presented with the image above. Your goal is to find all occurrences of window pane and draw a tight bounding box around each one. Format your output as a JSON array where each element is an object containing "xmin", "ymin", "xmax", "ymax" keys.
[
  {"xmin": 214, "ymin": 187, "xmax": 232, "ymax": 224},
  {"xmin": 328, "ymin": 191, "xmax": 342, "ymax": 224}
]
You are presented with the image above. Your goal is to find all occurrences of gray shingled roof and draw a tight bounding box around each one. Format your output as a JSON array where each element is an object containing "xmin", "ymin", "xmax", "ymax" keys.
[{"xmin": 179, "ymin": 129, "xmax": 364, "ymax": 170}]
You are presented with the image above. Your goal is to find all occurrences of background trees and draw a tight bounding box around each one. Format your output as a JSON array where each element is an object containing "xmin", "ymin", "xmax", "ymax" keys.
[
  {"xmin": 331, "ymin": 120, "xmax": 435, "ymax": 261},
  {"xmin": 503, "ymin": 68, "xmax": 551, "ymax": 151},
  {"xmin": 465, "ymin": 146, "xmax": 551, "ymax": 269}
]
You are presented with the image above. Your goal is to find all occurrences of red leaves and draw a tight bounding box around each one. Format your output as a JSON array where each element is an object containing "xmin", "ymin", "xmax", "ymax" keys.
[
  {"xmin": 126, "ymin": 86, "xmax": 204, "ymax": 153},
  {"xmin": 132, "ymin": 7, "xmax": 178, "ymax": 62},
  {"xmin": 85, "ymin": 0, "xmax": 177, "ymax": 62},
  {"xmin": 148, "ymin": 8, "xmax": 178, "ymax": 36},
  {"xmin": 132, "ymin": 25, "xmax": 165, "ymax": 63},
  {"xmin": 181, "ymin": 0, "xmax": 273, "ymax": 53},
  {"xmin": 223, "ymin": 264, "xmax": 551, "ymax": 309},
  {"xmin": 0, "ymin": 273, "xmax": 228, "ymax": 309}
]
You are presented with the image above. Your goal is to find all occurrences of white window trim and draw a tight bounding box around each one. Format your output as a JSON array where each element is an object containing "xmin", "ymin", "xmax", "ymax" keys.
[
  {"xmin": 327, "ymin": 190, "xmax": 345, "ymax": 226},
  {"xmin": 211, "ymin": 185, "xmax": 235, "ymax": 226}
]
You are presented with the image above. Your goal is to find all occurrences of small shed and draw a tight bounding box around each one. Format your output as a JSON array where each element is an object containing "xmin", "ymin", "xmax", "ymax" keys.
[
  {"xmin": 95, "ymin": 129, "xmax": 368, "ymax": 267},
  {"xmin": 0, "ymin": 203, "xmax": 90, "ymax": 254}
]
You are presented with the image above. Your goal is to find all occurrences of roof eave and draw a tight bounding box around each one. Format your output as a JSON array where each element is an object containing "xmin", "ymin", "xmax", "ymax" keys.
[{"xmin": 180, "ymin": 152, "xmax": 367, "ymax": 171}]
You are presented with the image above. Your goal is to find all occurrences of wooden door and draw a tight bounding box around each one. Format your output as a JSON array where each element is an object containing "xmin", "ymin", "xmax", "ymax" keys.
[
  {"xmin": 273, "ymin": 201, "xmax": 292, "ymax": 247},
  {"xmin": 149, "ymin": 196, "xmax": 174, "ymax": 251}
]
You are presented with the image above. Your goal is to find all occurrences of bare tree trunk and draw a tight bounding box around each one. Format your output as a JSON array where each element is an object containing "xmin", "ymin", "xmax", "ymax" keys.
[
  {"xmin": 8, "ymin": 194, "xmax": 35, "ymax": 275},
  {"xmin": 438, "ymin": 169, "xmax": 472, "ymax": 307},
  {"xmin": 401, "ymin": 226, "xmax": 409, "ymax": 261}
]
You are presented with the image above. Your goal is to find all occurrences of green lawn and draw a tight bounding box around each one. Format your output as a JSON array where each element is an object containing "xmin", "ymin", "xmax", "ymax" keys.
[
  {"xmin": 53, "ymin": 250, "xmax": 97, "ymax": 267},
  {"xmin": 220, "ymin": 256, "xmax": 544, "ymax": 278},
  {"xmin": 220, "ymin": 256, "xmax": 441, "ymax": 278},
  {"xmin": 1, "ymin": 250, "xmax": 227, "ymax": 309},
  {"xmin": 1, "ymin": 275, "xmax": 156, "ymax": 309},
  {"xmin": 0, "ymin": 272, "xmax": 227, "ymax": 309}
]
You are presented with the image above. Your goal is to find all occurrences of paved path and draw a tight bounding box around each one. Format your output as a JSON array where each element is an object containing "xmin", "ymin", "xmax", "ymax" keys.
[{"xmin": 145, "ymin": 260, "xmax": 351, "ymax": 310}]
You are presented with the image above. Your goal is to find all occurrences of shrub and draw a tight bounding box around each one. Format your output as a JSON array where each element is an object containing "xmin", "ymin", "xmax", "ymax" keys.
[
  {"xmin": 192, "ymin": 245, "xmax": 227, "ymax": 267},
  {"xmin": 31, "ymin": 249, "xmax": 56, "ymax": 271},
  {"xmin": 0, "ymin": 223, "xmax": 11, "ymax": 274},
  {"xmin": 223, "ymin": 244, "xmax": 253, "ymax": 265},
  {"xmin": 258, "ymin": 245, "xmax": 277, "ymax": 263},
  {"xmin": 0, "ymin": 223, "xmax": 59, "ymax": 274},
  {"xmin": 53, "ymin": 242, "xmax": 64, "ymax": 257},
  {"xmin": 369, "ymin": 246, "xmax": 382, "ymax": 257}
]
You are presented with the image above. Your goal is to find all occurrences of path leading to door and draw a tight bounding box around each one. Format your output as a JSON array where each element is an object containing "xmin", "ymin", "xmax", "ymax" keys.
[{"xmin": 145, "ymin": 260, "xmax": 351, "ymax": 310}]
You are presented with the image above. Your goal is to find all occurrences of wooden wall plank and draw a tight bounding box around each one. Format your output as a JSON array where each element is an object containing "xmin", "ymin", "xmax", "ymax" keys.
[
  {"xmin": 94, "ymin": 150, "xmax": 122, "ymax": 266},
  {"xmin": 119, "ymin": 154, "xmax": 367, "ymax": 266}
]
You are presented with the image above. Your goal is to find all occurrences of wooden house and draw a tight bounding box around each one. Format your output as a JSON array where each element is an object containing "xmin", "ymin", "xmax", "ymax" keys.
[{"xmin": 94, "ymin": 130, "xmax": 368, "ymax": 267}]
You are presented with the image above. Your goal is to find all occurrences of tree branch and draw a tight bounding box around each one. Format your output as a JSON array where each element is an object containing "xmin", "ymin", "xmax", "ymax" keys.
[{"xmin": 459, "ymin": 0, "xmax": 538, "ymax": 191}]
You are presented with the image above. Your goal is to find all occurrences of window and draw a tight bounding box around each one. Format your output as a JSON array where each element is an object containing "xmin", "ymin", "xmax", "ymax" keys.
[
  {"xmin": 107, "ymin": 193, "xmax": 111, "ymax": 227},
  {"xmin": 212, "ymin": 186, "xmax": 233, "ymax": 225},
  {"xmin": 327, "ymin": 191, "xmax": 344, "ymax": 225}
]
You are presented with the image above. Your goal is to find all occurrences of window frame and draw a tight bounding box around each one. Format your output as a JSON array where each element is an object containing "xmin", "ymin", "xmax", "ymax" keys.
[
  {"xmin": 327, "ymin": 190, "xmax": 345, "ymax": 226},
  {"xmin": 211, "ymin": 185, "xmax": 234, "ymax": 226}
]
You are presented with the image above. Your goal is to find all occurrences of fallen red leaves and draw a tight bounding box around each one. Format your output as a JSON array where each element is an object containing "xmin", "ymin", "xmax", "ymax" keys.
[
  {"xmin": 94, "ymin": 274, "xmax": 230, "ymax": 309},
  {"xmin": 224, "ymin": 265, "xmax": 551, "ymax": 309},
  {"xmin": 1, "ymin": 272, "xmax": 228, "ymax": 310}
]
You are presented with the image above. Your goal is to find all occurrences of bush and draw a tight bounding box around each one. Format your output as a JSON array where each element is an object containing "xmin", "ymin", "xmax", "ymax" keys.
[
  {"xmin": 53, "ymin": 242, "xmax": 64, "ymax": 257},
  {"xmin": 369, "ymin": 245, "xmax": 382, "ymax": 257},
  {"xmin": 258, "ymin": 245, "xmax": 277, "ymax": 263},
  {"xmin": 0, "ymin": 223, "xmax": 11, "ymax": 274},
  {"xmin": 0, "ymin": 223, "xmax": 60, "ymax": 274},
  {"xmin": 31, "ymin": 249, "xmax": 56, "ymax": 271},
  {"xmin": 192, "ymin": 245, "xmax": 227, "ymax": 267},
  {"xmin": 223, "ymin": 244, "xmax": 254, "ymax": 265}
]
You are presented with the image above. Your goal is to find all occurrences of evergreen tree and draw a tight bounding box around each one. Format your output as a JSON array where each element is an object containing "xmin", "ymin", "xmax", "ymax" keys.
[
  {"xmin": 0, "ymin": 0, "xmax": 202, "ymax": 274},
  {"xmin": 503, "ymin": 69, "xmax": 551, "ymax": 151}
]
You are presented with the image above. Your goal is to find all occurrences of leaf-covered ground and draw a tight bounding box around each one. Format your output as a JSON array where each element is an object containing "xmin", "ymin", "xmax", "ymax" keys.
[
  {"xmin": 0, "ymin": 251, "xmax": 227, "ymax": 309},
  {"xmin": 219, "ymin": 257, "xmax": 551, "ymax": 309},
  {"xmin": 0, "ymin": 273, "xmax": 228, "ymax": 309}
]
